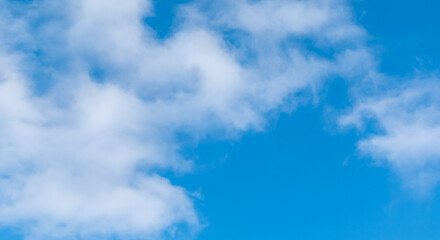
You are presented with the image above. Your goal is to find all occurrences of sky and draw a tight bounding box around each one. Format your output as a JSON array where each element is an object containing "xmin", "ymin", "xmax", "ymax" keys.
[{"xmin": 0, "ymin": 0, "xmax": 440, "ymax": 239}]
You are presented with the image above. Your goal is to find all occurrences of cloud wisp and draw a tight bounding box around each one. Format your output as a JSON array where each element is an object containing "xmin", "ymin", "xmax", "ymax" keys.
[{"xmin": 340, "ymin": 79, "xmax": 440, "ymax": 195}]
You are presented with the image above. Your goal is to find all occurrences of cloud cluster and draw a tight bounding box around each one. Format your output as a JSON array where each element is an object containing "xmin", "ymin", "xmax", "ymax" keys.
[
  {"xmin": 341, "ymin": 79, "xmax": 440, "ymax": 194},
  {"xmin": 0, "ymin": 0, "xmax": 369, "ymax": 238}
]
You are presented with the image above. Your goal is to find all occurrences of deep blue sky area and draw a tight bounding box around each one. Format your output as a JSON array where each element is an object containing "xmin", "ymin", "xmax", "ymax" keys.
[
  {"xmin": 176, "ymin": 81, "xmax": 440, "ymax": 240},
  {"xmin": 352, "ymin": 0, "xmax": 440, "ymax": 76},
  {"xmin": 2, "ymin": 0, "xmax": 440, "ymax": 240},
  {"xmin": 144, "ymin": 0, "xmax": 192, "ymax": 39},
  {"xmin": 178, "ymin": 88, "xmax": 440, "ymax": 240}
]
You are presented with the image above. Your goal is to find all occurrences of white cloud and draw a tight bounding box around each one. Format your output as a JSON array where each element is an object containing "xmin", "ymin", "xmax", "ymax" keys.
[
  {"xmin": 0, "ymin": 0, "xmax": 369, "ymax": 239},
  {"xmin": 340, "ymin": 80, "xmax": 440, "ymax": 194},
  {"xmin": 212, "ymin": 0, "xmax": 365, "ymax": 42}
]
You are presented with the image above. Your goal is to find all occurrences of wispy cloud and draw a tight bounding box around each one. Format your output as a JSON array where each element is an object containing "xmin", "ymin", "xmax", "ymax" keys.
[{"xmin": 340, "ymin": 79, "xmax": 440, "ymax": 195}]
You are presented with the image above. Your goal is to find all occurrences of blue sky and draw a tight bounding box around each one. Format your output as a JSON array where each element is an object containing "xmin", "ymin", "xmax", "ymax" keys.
[{"xmin": 1, "ymin": 0, "xmax": 440, "ymax": 240}]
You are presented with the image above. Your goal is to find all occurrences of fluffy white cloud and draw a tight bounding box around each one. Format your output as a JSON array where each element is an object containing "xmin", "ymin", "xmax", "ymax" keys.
[
  {"xmin": 340, "ymin": 80, "xmax": 440, "ymax": 194},
  {"xmin": 0, "ymin": 52, "xmax": 198, "ymax": 239},
  {"xmin": 0, "ymin": 0, "xmax": 369, "ymax": 239}
]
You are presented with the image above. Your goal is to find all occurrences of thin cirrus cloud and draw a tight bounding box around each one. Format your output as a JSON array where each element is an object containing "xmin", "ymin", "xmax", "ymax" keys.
[{"xmin": 0, "ymin": 0, "xmax": 415, "ymax": 239}]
